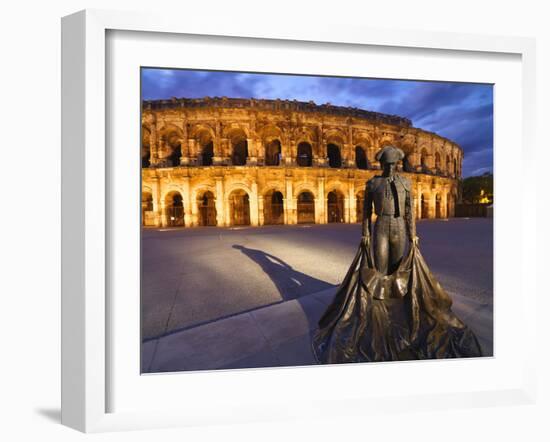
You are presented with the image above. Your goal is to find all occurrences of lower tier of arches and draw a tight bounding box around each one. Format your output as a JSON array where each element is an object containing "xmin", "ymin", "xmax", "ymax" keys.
[{"xmin": 142, "ymin": 168, "xmax": 458, "ymax": 228}]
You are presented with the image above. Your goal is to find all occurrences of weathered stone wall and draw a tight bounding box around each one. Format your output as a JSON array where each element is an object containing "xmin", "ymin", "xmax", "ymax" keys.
[{"xmin": 141, "ymin": 97, "xmax": 462, "ymax": 227}]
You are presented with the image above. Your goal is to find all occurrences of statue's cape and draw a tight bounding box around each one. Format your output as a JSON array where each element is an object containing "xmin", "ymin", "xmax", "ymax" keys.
[{"xmin": 312, "ymin": 240, "xmax": 483, "ymax": 363}]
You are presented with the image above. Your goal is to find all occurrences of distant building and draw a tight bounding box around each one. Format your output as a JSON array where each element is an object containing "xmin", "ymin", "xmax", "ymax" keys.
[{"xmin": 141, "ymin": 97, "xmax": 463, "ymax": 227}]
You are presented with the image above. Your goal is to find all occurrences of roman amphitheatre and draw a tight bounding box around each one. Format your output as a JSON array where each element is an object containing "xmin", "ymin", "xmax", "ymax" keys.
[{"xmin": 141, "ymin": 97, "xmax": 463, "ymax": 227}]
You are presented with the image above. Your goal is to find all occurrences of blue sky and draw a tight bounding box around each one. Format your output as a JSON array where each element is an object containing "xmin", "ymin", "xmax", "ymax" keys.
[{"xmin": 142, "ymin": 68, "xmax": 493, "ymax": 177}]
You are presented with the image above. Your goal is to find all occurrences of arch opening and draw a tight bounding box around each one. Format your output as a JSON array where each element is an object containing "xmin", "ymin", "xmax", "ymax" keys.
[
  {"xmin": 142, "ymin": 192, "xmax": 154, "ymax": 226},
  {"xmin": 355, "ymin": 146, "xmax": 368, "ymax": 170},
  {"xmin": 265, "ymin": 139, "xmax": 282, "ymax": 166},
  {"xmin": 232, "ymin": 139, "xmax": 248, "ymax": 166},
  {"xmin": 264, "ymin": 191, "xmax": 284, "ymax": 225},
  {"xmin": 165, "ymin": 192, "xmax": 185, "ymax": 226},
  {"xmin": 297, "ymin": 191, "xmax": 315, "ymax": 224},
  {"xmin": 327, "ymin": 143, "xmax": 342, "ymax": 168},
  {"xmin": 421, "ymin": 194, "xmax": 429, "ymax": 219},
  {"xmin": 201, "ymin": 141, "xmax": 214, "ymax": 166},
  {"xmin": 229, "ymin": 189, "xmax": 250, "ymax": 226},
  {"xmin": 297, "ymin": 142, "xmax": 312, "ymax": 167},
  {"xmin": 327, "ymin": 191, "xmax": 344, "ymax": 223},
  {"xmin": 198, "ymin": 191, "xmax": 217, "ymax": 226}
]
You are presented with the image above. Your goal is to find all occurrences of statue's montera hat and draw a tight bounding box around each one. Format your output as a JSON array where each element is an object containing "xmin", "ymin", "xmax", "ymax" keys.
[{"xmin": 375, "ymin": 145, "xmax": 405, "ymax": 164}]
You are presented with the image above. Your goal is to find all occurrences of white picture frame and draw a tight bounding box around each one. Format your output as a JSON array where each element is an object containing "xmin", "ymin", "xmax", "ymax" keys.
[{"xmin": 61, "ymin": 9, "xmax": 537, "ymax": 433}]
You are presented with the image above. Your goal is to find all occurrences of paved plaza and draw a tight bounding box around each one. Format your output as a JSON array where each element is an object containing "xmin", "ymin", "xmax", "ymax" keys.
[{"xmin": 141, "ymin": 218, "xmax": 493, "ymax": 372}]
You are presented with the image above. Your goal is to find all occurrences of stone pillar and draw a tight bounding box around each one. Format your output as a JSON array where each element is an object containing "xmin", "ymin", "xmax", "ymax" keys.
[
  {"xmin": 349, "ymin": 181, "xmax": 356, "ymax": 223},
  {"xmin": 159, "ymin": 198, "xmax": 167, "ymax": 227},
  {"xmin": 215, "ymin": 177, "xmax": 225, "ymax": 227},
  {"xmin": 182, "ymin": 177, "xmax": 192, "ymax": 227},
  {"xmin": 149, "ymin": 125, "xmax": 160, "ymax": 167},
  {"xmin": 344, "ymin": 143, "xmax": 354, "ymax": 168},
  {"xmin": 285, "ymin": 178, "xmax": 294, "ymax": 224},
  {"xmin": 250, "ymin": 181, "xmax": 259, "ymax": 226},
  {"xmin": 317, "ymin": 177, "xmax": 326, "ymax": 224},
  {"xmin": 246, "ymin": 138, "xmax": 258, "ymax": 166},
  {"xmin": 285, "ymin": 140, "xmax": 296, "ymax": 166},
  {"xmin": 258, "ymin": 196, "xmax": 265, "ymax": 226},
  {"xmin": 179, "ymin": 137, "xmax": 191, "ymax": 166},
  {"xmin": 191, "ymin": 198, "xmax": 199, "ymax": 227},
  {"xmin": 442, "ymin": 192, "xmax": 448, "ymax": 218},
  {"xmin": 151, "ymin": 177, "xmax": 162, "ymax": 227},
  {"xmin": 428, "ymin": 192, "xmax": 436, "ymax": 219},
  {"xmin": 213, "ymin": 137, "xmax": 223, "ymax": 166},
  {"xmin": 187, "ymin": 139, "xmax": 198, "ymax": 166},
  {"xmin": 343, "ymin": 197, "xmax": 350, "ymax": 223}
]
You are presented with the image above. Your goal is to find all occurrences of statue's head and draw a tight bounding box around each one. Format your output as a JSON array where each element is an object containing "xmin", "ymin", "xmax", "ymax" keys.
[{"xmin": 375, "ymin": 145, "xmax": 404, "ymax": 175}]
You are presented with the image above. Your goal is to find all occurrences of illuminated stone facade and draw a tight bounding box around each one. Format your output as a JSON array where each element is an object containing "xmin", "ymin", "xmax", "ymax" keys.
[{"xmin": 141, "ymin": 97, "xmax": 463, "ymax": 227}]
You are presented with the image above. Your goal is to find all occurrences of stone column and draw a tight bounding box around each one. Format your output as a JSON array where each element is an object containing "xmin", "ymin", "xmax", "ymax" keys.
[
  {"xmin": 187, "ymin": 139, "xmax": 197, "ymax": 166},
  {"xmin": 317, "ymin": 177, "xmax": 326, "ymax": 224},
  {"xmin": 349, "ymin": 181, "xmax": 356, "ymax": 223},
  {"xmin": 344, "ymin": 143, "xmax": 354, "ymax": 168},
  {"xmin": 182, "ymin": 177, "xmax": 192, "ymax": 227},
  {"xmin": 215, "ymin": 177, "xmax": 225, "ymax": 227},
  {"xmin": 213, "ymin": 136, "xmax": 223, "ymax": 165},
  {"xmin": 246, "ymin": 138, "xmax": 258, "ymax": 166},
  {"xmin": 428, "ymin": 191, "xmax": 436, "ymax": 219},
  {"xmin": 149, "ymin": 124, "xmax": 160, "ymax": 167},
  {"xmin": 179, "ymin": 138, "xmax": 191, "ymax": 166},
  {"xmin": 258, "ymin": 196, "xmax": 265, "ymax": 226},
  {"xmin": 159, "ymin": 198, "xmax": 167, "ymax": 227},
  {"xmin": 442, "ymin": 192, "xmax": 448, "ymax": 218},
  {"xmin": 285, "ymin": 178, "xmax": 294, "ymax": 224},
  {"xmin": 250, "ymin": 181, "xmax": 259, "ymax": 226},
  {"xmin": 343, "ymin": 197, "xmax": 350, "ymax": 223},
  {"xmin": 151, "ymin": 177, "xmax": 161, "ymax": 227},
  {"xmin": 285, "ymin": 140, "xmax": 295, "ymax": 166}
]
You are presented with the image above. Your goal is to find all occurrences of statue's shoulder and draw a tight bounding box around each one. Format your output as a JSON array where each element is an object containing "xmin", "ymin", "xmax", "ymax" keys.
[
  {"xmin": 367, "ymin": 176, "xmax": 384, "ymax": 192},
  {"xmin": 396, "ymin": 174, "xmax": 412, "ymax": 191}
]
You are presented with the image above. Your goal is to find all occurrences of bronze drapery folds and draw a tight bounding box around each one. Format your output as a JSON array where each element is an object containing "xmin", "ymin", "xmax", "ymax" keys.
[
  {"xmin": 312, "ymin": 233, "xmax": 483, "ymax": 364},
  {"xmin": 313, "ymin": 145, "xmax": 482, "ymax": 363}
]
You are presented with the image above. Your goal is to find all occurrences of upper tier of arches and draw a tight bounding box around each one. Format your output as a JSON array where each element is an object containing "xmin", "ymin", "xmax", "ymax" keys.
[{"xmin": 141, "ymin": 98, "xmax": 463, "ymax": 178}]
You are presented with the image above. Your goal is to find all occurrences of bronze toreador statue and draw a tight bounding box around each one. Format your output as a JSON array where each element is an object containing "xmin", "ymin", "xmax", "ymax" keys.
[{"xmin": 312, "ymin": 145, "xmax": 482, "ymax": 363}]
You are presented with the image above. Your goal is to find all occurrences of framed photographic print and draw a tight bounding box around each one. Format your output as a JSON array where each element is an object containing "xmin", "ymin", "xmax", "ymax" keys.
[{"xmin": 61, "ymin": 9, "xmax": 537, "ymax": 433}]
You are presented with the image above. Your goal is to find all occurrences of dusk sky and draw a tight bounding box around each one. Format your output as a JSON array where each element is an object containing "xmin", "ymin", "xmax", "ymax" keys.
[{"xmin": 142, "ymin": 68, "xmax": 493, "ymax": 177}]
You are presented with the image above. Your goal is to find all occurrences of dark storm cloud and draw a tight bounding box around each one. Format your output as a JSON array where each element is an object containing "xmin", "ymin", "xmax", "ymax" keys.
[{"xmin": 142, "ymin": 68, "xmax": 493, "ymax": 177}]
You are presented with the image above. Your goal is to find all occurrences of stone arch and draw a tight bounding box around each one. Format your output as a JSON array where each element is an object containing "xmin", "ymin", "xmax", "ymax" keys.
[
  {"xmin": 196, "ymin": 188, "xmax": 217, "ymax": 226},
  {"xmin": 327, "ymin": 190, "xmax": 345, "ymax": 223},
  {"xmin": 296, "ymin": 190, "xmax": 316, "ymax": 224},
  {"xmin": 263, "ymin": 189, "xmax": 284, "ymax": 225},
  {"xmin": 164, "ymin": 190, "xmax": 185, "ymax": 227},
  {"xmin": 141, "ymin": 126, "xmax": 151, "ymax": 167},
  {"xmin": 159, "ymin": 124, "xmax": 184, "ymax": 166},
  {"xmin": 355, "ymin": 145, "xmax": 369, "ymax": 170},
  {"xmin": 297, "ymin": 141, "xmax": 313, "ymax": 167},
  {"xmin": 226, "ymin": 128, "xmax": 249, "ymax": 166},
  {"xmin": 227, "ymin": 188, "xmax": 251, "ymax": 226},
  {"xmin": 191, "ymin": 126, "xmax": 215, "ymax": 166},
  {"xmin": 293, "ymin": 184, "xmax": 318, "ymax": 200},
  {"xmin": 141, "ymin": 189, "xmax": 154, "ymax": 226},
  {"xmin": 327, "ymin": 143, "xmax": 342, "ymax": 168}
]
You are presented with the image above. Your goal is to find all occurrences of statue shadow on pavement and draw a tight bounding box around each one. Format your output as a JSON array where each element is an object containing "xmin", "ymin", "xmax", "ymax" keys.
[{"xmin": 232, "ymin": 244, "xmax": 336, "ymax": 302}]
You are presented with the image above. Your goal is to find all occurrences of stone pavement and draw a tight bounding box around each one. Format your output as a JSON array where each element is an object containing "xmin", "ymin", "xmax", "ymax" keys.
[
  {"xmin": 141, "ymin": 219, "xmax": 493, "ymax": 340},
  {"xmin": 142, "ymin": 285, "xmax": 493, "ymax": 373}
]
